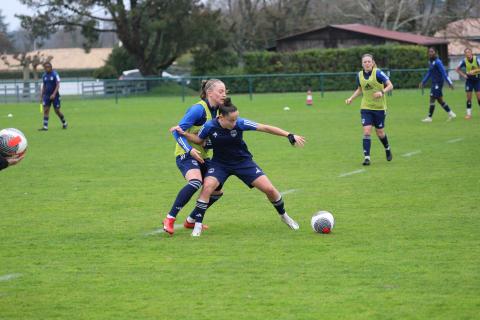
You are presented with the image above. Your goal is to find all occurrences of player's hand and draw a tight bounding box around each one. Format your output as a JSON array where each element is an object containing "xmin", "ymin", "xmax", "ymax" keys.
[
  {"xmin": 418, "ymin": 82, "xmax": 423, "ymax": 89},
  {"xmin": 449, "ymin": 84, "xmax": 454, "ymax": 90},
  {"xmin": 6, "ymin": 154, "xmax": 25, "ymax": 166},
  {"xmin": 373, "ymin": 91, "xmax": 383, "ymax": 99},
  {"xmin": 293, "ymin": 135, "xmax": 306, "ymax": 147},
  {"xmin": 189, "ymin": 148, "xmax": 205, "ymax": 164},
  {"xmin": 49, "ymin": 94, "xmax": 55, "ymax": 100},
  {"xmin": 345, "ymin": 98, "xmax": 352, "ymax": 105},
  {"xmin": 169, "ymin": 125, "xmax": 184, "ymax": 135}
]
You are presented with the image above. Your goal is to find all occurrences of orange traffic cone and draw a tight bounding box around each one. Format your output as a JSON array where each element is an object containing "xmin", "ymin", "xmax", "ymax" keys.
[{"xmin": 306, "ymin": 89, "xmax": 313, "ymax": 106}]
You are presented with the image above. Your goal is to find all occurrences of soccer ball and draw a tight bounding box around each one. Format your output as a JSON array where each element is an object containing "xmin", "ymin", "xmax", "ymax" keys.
[
  {"xmin": 311, "ymin": 211, "xmax": 335, "ymax": 234},
  {"xmin": 0, "ymin": 128, "xmax": 28, "ymax": 158}
]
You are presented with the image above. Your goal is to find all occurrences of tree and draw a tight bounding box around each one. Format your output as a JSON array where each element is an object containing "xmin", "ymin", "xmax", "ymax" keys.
[
  {"xmin": 0, "ymin": 9, "xmax": 14, "ymax": 53},
  {"xmin": 18, "ymin": 0, "xmax": 222, "ymax": 76}
]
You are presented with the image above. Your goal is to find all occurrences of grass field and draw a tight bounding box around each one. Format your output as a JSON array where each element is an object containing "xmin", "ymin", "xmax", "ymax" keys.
[{"xmin": 1, "ymin": 89, "xmax": 479, "ymax": 319}]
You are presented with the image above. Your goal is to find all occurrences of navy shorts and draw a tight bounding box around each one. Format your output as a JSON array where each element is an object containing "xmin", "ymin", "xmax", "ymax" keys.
[
  {"xmin": 176, "ymin": 153, "xmax": 211, "ymax": 178},
  {"xmin": 465, "ymin": 78, "xmax": 480, "ymax": 92},
  {"xmin": 205, "ymin": 159, "xmax": 265, "ymax": 188},
  {"xmin": 43, "ymin": 95, "xmax": 61, "ymax": 108},
  {"xmin": 430, "ymin": 83, "xmax": 443, "ymax": 98},
  {"xmin": 361, "ymin": 109, "xmax": 386, "ymax": 129}
]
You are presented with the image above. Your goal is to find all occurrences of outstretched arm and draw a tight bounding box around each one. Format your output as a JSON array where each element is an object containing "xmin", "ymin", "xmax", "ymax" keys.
[
  {"xmin": 170, "ymin": 126, "xmax": 206, "ymax": 145},
  {"xmin": 256, "ymin": 123, "xmax": 306, "ymax": 147}
]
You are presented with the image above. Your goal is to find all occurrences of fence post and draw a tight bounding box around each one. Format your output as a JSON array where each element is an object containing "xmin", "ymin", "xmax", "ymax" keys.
[
  {"xmin": 16, "ymin": 85, "xmax": 19, "ymax": 103},
  {"xmin": 320, "ymin": 74, "xmax": 324, "ymax": 98},
  {"xmin": 248, "ymin": 77, "xmax": 253, "ymax": 101},
  {"xmin": 115, "ymin": 81, "xmax": 119, "ymax": 104},
  {"xmin": 4, "ymin": 85, "xmax": 7, "ymax": 103},
  {"xmin": 181, "ymin": 79, "xmax": 186, "ymax": 103}
]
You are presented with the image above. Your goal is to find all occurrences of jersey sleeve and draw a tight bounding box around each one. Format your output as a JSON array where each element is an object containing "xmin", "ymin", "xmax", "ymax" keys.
[
  {"xmin": 437, "ymin": 60, "xmax": 453, "ymax": 85},
  {"xmin": 457, "ymin": 59, "xmax": 466, "ymax": 69},
  {"xmin": 198, "ymin": 121, "xmax": 212, "ymax": 139},
  {"xmin": 54, "ymin": 72, "xmax": 61, "ymax": 83},
  {"xmin": 376, "ymin": 69, "xmax": 389, "ymax": 84},
  {"xmin": 172, "ymin": 104, "xmax": 206, "ymax": 153},
  {"xmin": 421, "ymin": 68, "xmax": 432, "ymax": 85},
  {"xmin": 237, "ymin": 118, "xmax": 258, "ymax": 131},
  {"xmin": 0, "ymin": 155, "xmax": 8, "ymax": 171}
]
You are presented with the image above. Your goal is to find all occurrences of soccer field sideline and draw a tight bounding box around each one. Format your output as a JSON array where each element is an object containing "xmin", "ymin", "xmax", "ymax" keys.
[{"xmin": 0, "ymin": 90, "xmax": 479, "ymax": 319}]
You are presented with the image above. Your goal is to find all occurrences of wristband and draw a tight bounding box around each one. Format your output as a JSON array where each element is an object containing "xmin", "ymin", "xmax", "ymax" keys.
[{"xmin": 287, "ymin": 133, "xmax": 296, "ymax": 145}]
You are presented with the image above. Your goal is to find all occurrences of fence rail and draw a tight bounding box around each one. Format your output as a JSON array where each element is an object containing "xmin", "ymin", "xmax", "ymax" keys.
[{"xmin": 0, "ymin": 68, "xmax": 460, "ymax": 104}]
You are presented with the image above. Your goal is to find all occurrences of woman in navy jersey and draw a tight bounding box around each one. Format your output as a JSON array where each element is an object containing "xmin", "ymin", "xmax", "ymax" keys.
[{"xmin": 173, "ymin": 97, "xmax": 306, "ymax": 237}]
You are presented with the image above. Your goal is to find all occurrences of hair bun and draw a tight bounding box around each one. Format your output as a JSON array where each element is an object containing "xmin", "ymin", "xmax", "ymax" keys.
[{"xmin": 224, "ymin": 97, "xmax": 232, "ymax": 106}]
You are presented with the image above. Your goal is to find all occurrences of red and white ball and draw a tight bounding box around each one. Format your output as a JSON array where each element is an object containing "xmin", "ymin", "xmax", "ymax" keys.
[
  {"xmin": 0, "ymin": 128, "xmax": 28, "ymax": 158},
  {"xmin": 311, "ymin": 211, "xmax": 335, "ymax": 234}
]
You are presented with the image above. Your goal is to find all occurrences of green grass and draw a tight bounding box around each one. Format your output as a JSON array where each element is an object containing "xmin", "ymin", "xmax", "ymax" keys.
[{"xmin": 0, "ymin": 89, "xmax": 479, "ymax": 319}]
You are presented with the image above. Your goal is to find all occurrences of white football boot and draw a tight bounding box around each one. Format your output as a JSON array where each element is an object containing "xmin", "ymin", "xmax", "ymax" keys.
[
  {"xmin": 191, "ymin": 223, "xmax": 203, "ymax": 237},
  {"xmin": 281, "ymin": 213, "xmax": 300, "ymax": 230},
  {"xmin": 447, "ymin": 111, "xmax": 456, "ymax": 121},
  {"xmin": 421, "ymin": 117, "xmax": 433, "ymax": 122}
]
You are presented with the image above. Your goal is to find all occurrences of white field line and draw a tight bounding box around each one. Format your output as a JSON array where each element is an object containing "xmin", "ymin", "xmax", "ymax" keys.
[
  {"xmin": 0, "ymin": 273, "xmax": 22, "ymax": 282},
  {"xmin": 446, "ymin": 138, "xmax": 463, "ymax": 144},
  {"xmin": 145, "ymin": 223, "xmax": 184, "ymax": 236},
  {"xmin": 402, "ymin": 150, "xmax": 422, "ymax": 157},
  {"xmin": 280, "ymin": 189, "xmax": 298, "ymax": 196},
  {"xmin": 339, "ymin": 169, "xmax": 366, "ymax": 178}
]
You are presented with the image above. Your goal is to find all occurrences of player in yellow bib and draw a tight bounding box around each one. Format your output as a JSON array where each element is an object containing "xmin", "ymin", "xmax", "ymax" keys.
[
  {"xmin": 346, "ymin": 54, "xmax": 394, "ymax": 166},
  {"xmin": 162, "ymin": 79, "xmax": 227, "ymax": 235},
  {"xmin": 455, "ymin": 48, "xmax": 480, "ymax": 119}
]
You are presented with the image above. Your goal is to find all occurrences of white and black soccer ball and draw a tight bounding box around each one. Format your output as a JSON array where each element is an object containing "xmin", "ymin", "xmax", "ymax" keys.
[
  {"xmin": 0, "ymin": 128, "xmax": 28, "ymax": 158},
  {"xmin": 311, "ymin": 211, "xmax": 334, "ymax": 234}
]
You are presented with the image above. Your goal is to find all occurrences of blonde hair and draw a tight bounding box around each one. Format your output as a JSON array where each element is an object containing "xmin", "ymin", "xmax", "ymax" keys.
[{"xmin": 200, "ymin": 79, "xmax": 223, "ymax": 99}]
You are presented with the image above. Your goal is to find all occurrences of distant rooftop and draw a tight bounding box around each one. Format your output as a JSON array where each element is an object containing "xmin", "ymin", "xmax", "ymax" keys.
[
  {"xmin": 278, "ymin": 23, "xmax": 448, "ymax": 46},
  {"xmin": 0, "ymin": 48, "xmax": 112, "ymax": 71}
]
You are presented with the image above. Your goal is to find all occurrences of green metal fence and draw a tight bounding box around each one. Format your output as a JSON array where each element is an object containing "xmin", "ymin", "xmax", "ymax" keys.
[{"xmin": 0, "ymin": 68, "xmax": 452, "ymax": 104}]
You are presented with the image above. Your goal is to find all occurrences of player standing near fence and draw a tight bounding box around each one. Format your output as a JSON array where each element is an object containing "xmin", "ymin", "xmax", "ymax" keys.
[
  {"xmin": 455, "ymin": 48, "xmax": 480, "ymax": 119},
  {"xmin": 39, "ymin": 62, "xmax": 68, "ymax": 131}
]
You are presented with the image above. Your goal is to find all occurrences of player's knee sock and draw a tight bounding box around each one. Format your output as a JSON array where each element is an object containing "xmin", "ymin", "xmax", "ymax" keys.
[
  {"xmin": 59, "ymin": 114, "xmax": 66, "ymax": 124},
  {"xmin": 167, "ymin": 179, "xmax": 201, "ymax": 218},
  {"xmin": 271, "ymin": 196, "xmax": 286, "ymax": 215},
  {"xmin": 379, "ymin": 135, "xmax": 390, "ymax": 150},
  {"xmin": 193, "ymin": 199, "xmax": 209, "ymax": 223},
  {"xmin": 363, "ymin": 135, "xmax": 371, "ymax": 157},
  {"xmin": 187, "ymin": 193, "xmax": 223, "ymax": 222},
  {"xmin": 466, "ymin": 101, "xmax": 472, "ymax": 116},
  {"xmin": 43, "ymin": 116, "xmax": 49, "ymax": 128},
  {"xmin": 440, "ymin": 102, "xmax": 451, "ymax": 113},
  {"xmin": 428, "ymin": 103, "xmax": 435, "ymax": 117}
]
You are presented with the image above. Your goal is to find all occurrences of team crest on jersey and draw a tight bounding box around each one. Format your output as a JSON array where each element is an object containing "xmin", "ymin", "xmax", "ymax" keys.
[
  {"xmin": 230, "ymin": 130, "xmax": 237, "ymax": 137},
  {"xmin": 50, "ymin": 76, "xmax": 54, "ymax": 80}
]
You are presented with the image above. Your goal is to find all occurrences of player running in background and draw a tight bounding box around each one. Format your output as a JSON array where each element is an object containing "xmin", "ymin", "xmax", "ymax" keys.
[
  {"xmin": 39, "ymin": 62, "xmax": 68, "ymax": 131},
  {"xmin": 0, "ymin": 154, "xmax": 24, "ymax": 171},
  {"xmin": 162, "ymin": 79, "xmax": 226, "ymax": 235},
  {"xmin": 455, "ymin": 48, "xmax": 480, "ymax": 119},
  {"xmin": 345, "ymin": 54, "xmax": 394, "ymax": 166},
  {"xmin": 173, "ymin": 97, "xmax": 305, "ymax": 237},
  {"xmin": 419, "ymin": 47, "xmax": 456, "ymax": 122}
]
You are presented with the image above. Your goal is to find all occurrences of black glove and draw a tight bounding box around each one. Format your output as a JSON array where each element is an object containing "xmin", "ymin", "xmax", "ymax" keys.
[{"xmin": 287, "ymin": 133, "xmax": 296, "ymax": 146}]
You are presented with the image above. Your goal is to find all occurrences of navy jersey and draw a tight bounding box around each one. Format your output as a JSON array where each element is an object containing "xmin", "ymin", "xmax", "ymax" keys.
[
  {"xmin": 198, "ymin": 117, "xmax": 258, "ymax": 165},
  {"xmin": 172, "ymin": 100, "xmax": 217, "ymax": 153},
  {"xmin": 458, "ymin": 57, "xmax": 480, "ymax": 80},
  {"xmin": 356, "ymin": 69, "xmax": 389, "ymax": 86},
  {"xmin": 42, "ymin": 71, "xmax": 60, "ymax": 96},
  {"xmin": 421, "ymin": 58, "xmax": 453, "ymax": 86}
]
